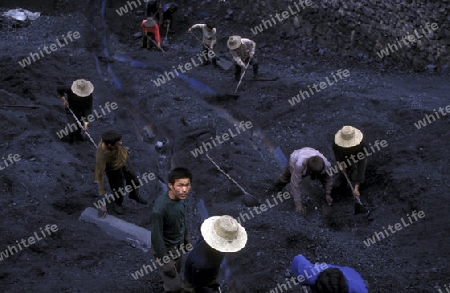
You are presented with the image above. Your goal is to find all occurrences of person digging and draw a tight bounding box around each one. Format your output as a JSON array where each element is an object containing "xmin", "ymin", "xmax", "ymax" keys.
[
  {"xmin": 273, "ymin": 147, "xmax": 334, "ymax": 217},
  {"xmin": 227, "ymin": 35, "xmax": 258, "ymax": 81},
  {"xmin": 94, "ymin": 130, "xmax": 147, "ymax": 218},
  {"xmin": 141, "ymin": 16, "xmax": 161, "ymax": 50},
  {"xmin": 188, "ymin": 19, "xmax": 217, "ymax": 66}
]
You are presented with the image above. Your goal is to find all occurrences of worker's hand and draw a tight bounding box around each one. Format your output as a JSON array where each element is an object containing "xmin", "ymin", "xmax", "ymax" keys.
[
  {"xmin": 296, "ymin": 203, "xmax": 307, "ymax": 217},
  {"xmin": 157, "ymin": 42, "xmax": 161, "ymax": 48},
  {"xmin": 249, "ymin": 54, "xmax": 254, "ymax": 59},
  {"xmin": 83, "ymin": 122, "xmax": 88, "ymax": 132},
  {"xmin": 97, "ymin": 204, "xmax": 107, "ymax": 218},
  {"xmin": 326, "ymin": 194, "xmax": 333, "ymax": 206},
  {"xmin": 188, "ymin": 28, "xmax": 192, "ymax": 33},
  {"xmin": 162, "ymin": 262, "xmax": 177, "ymax": 277},
  {"xmin": 338, "ymin": 162, "xmax": 346, "ymax": 172},
  {"xmin": 62, "ymin": 97, "xmax": 69, "ymax": 107},
  {"xmin": 353, "ymin": 185, "xmax": 360, "ymax": 197}
]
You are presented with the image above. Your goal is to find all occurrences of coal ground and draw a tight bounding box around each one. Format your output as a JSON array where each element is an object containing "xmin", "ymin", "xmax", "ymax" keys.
[{"xmin": 0, "ymin": 0, "xmax": 449, "ymax": 292}]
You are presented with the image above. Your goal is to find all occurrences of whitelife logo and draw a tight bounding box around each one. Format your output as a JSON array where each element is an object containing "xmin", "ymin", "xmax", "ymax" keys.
[
  {"xmin": 287, "ymin": 69, "xmax": 350, "ymax": 106},
  {"xmin": 190, "ymin": 121, "xmax": 253, "ymax": 157},
  {"xmin": 56, "ymin": 102, "xmax": 118, "ymax": 139},
  {"xmin": 18, "ymin": 31, "xmax": 81, "ymax": 68},
  {"xmin": 414, "ymin": 104, "xmax": 450, "ymax": 130},
  {"xmin": 363, "ymin": 210, "xmax": 425, "ymax": 247},
  {"xmin": 0, "ymin": 224, "xmax": 58, "ymax": 261},
  {"xmin": 325, "ymin": 139, "xmax": 388, "ymax": 176},
  {"xmin": 250, "ymin": 0, "xmax": 313, "ymax": 35},
  {"xmin": 0, "ymin": 153, "xmax": 21, "ymax": 171},
  {"xmin": 376, "ymin": 22, "xmax": 439, "ymax": 58}
]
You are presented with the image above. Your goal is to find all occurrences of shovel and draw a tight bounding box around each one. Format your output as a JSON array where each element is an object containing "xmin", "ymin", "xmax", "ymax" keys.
[
  {"xmin": 342, "ymin": 170, "xmax": 371, "ymax": 217},
  {"xmin": 205, "ymin": 153, "xmax": 260, "ymax": 206},
  {"xmin": 234, "ymin": 59, "xmax": 250, "ymax": 94},
  {"xmin": 66, "ymin": 107, "xmax": 97, "ymax": 148}
]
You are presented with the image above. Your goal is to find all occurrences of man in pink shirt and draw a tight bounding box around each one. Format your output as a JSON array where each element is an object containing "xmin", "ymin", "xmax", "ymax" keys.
[
  {"xmin": 141, "ymin": 17, "xmax": 161, "ymax": 50},
  {"xmin": 274, "ymin": 147, "xmax": 334, "ymax": 216}
]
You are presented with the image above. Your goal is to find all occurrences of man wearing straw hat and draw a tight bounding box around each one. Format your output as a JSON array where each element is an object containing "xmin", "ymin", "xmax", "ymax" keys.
[
  {"xmin": 141, "ymin": 16, "xmax": 161, "ymax": 50},
  {"xmin": 188, "ymin": 19, "xmax": 217, "ymax": 66},
  {"xmin": 57, "ymin": 79, "xmax": 94, "ymax": 143},
  {"xmin": 333, "ymin": 126, "xmax": 368, "ymax": 198},
  {"xmin": 151, "ymin": 167, "xmax": 193, "ymax": 293},
  {"xmin": 273, "ymin": 147, "xmax": 334, "ymax": 216},
  {"xmin": 184, "ymin": 215, "xmax": 247, "ymax": 292},
  {"xmin": 227, "ymin": 35, "xmax": 258, "ymax": 81}
]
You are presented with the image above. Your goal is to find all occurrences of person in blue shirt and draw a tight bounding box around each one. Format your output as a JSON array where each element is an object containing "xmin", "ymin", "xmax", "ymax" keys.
[
  {"xmin": 290, "ymin": 254, "xmax": 368, "ymax": 293},
  {"xmin": 184, "ymin": 215, "xmax": 247, "ymax": 293}
]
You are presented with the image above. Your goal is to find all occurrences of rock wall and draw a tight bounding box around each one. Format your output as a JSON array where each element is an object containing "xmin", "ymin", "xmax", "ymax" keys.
[{"xmin": 242, "ymin": 0, "xmax": 449, "ymax": 70}]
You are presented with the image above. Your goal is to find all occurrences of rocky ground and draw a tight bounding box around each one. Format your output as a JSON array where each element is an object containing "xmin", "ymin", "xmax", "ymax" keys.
[{"xmin": 0, "ymin": 0, "xmax": 449, "ymax": 292}]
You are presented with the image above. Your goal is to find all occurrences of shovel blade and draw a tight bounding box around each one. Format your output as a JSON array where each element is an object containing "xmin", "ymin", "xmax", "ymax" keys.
[{"xmin": 216, "ymin": 59, "xmax": 233, "ymax": 70}]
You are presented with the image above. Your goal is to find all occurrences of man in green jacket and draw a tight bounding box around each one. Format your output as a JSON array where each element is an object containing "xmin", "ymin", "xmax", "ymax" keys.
[{"xmin": 151, "ymin": 167, "xmax": 193, "ymax": 293}]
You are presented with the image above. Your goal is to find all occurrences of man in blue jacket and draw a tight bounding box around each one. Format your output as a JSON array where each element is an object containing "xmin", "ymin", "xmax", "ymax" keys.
[{"xmin": 291, "ymin": 254, "xmax": 368, "ymax": 293}]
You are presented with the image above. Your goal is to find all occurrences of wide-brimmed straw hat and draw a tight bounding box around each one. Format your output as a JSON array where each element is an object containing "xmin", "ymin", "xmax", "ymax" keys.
[
  {"xmin": 201, "ymin": 215, "xmax": 247, "ymax": 252},
  {"xmin": 144, "ymin": 17, "xmax": 156, "ymax": 27},
  {"xmin": 227, "ymin": 35, "xmax": 242, "ymax": 50},
  {"xmin": 334, "ymin": 126, "xmax": 363, "ymax": 148},
  {"xmin": 71, "ymin": 79, "xmax": 94, "ymax": 97}
]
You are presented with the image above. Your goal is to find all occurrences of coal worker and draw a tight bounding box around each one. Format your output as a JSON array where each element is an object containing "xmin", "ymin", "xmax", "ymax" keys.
[
  {"xmin": 151, "ymin": 167, "xmax": 193, "ymax": 293},
  {"xmin": 227, "ymin": 35, "xmax": 258, "ymax": 81},
  {"xmin": 57, "ymin": 79, "xmax": 94, "ymax": 143},
  {"xmin": 273, "ymin": 147, "xmax": 333, "ymax": 216},
  {"xmin": 141, "ymin": 17, "xmax": 161, "ymax": 50},
  {"xmin": 333, "ymin": 126, "xmax": 368, "ymax": 198},
  {"xmin": 184, "ymin": 215, "xmax": 247, "ymax": 293},
  {"xmin": 94, "ymin": 130, "xmax": 147, "ymax": 217},
  {"xmin": 291, "ymin": 254, "xmax": 368, "ymax": 293},
  {"xmin": 162, "ymin": 3, "xmax": 178, "ymax": 33},
  {"xmin": 146, "ymin": 0, "xmax": 162, "ymax": 22},
  {"xmin": 188, "ymin": 19, "xmax": 217, "ymax": 65}
]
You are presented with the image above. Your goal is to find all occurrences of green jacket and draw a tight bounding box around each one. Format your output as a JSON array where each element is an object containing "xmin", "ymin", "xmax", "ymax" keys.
[{"xmin": 151, "ymin": 191, "xmax": 189, "ymax": 258}]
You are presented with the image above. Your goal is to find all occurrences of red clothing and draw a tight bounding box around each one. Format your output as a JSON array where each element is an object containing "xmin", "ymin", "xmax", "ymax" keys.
[{"xmin": 141, "ymin": 20, "xmax": 161, "ymax": 43}]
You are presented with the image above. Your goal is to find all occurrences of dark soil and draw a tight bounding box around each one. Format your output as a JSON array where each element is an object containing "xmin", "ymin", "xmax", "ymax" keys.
[{"xmin": 0, "ymin": 0, "xmax": 449, "ymax": 292}]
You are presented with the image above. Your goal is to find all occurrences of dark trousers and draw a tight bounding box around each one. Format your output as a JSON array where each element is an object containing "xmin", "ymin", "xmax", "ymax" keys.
[
  {"xmin": 105, "ymin": 160, "xmax": 139, "ymax": 206},
  {"xmin": 152, "ymin": 245, "xmax": 183, "ymax": 292},
  {"xmin": 234, "ymin": 57, "xmax": 258, "ymax": 80},
  {"xmin": 64, "ymin": 107, "xmax": 84, "ymax": 140},
  {"xmin": 201, "ymin": 45, "xmax": 217, "ymax": 65},
  {"xmin": 142, "ymin": 32, "xmax": 156, "ymax": 49}
]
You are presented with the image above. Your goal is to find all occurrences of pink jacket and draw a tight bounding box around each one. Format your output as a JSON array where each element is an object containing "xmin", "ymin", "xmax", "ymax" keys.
[{"xmin": 288, "ymin": 147, "xmax": 333, "ymax": 207}]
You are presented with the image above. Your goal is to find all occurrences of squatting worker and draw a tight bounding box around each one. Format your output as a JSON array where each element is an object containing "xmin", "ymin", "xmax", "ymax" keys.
[
  {"xmin": 141, "ymin": 16, "xmax": 161, "ymax": 50},
  {"xmin": 273, "ymin": 147, "xmax": 333, "ymax": 216},
  {"xmin": 94, "ymin": 130, "xmax": 147, "ymax": 217},
  {"xmin": 227, "ymin": 35, "xmax": 258, "ymax": 81},
  {"xmin": 184, "ymin": 215, "xmax": 247, "ymax": 293},
  {"xmin": 151, "ymin": 167, "xmax": 193, "ymax": 293},
  {"xmin": 333, "ymin": 126, "xmax": 368, "ymax": 198},
  {"xmin": 188, "ymin": 19, "xmax": 217, "ymax": 65},
  {"xmin": 291, "ymin": 254, "xmax": 368, "ymax": 293},
  {"xmin": 57, "ymin": 79, "xmax": 94, "ymax": 143}
]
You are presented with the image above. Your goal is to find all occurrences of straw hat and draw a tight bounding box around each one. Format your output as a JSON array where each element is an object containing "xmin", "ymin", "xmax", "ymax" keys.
[
  {"xmin": 144, "ymin": 17, "xmax": 156, "ymax": 27},
  {"xmin": 334, "ymin": 126, "xmax": 363, "ymax": 148},
  {"xmin": 201, "ymin": 215, "xmax": 247, "ymax": 252},
  {"xmin": 227, "ymin": 35, "xmax": 242, "ymax": 50},
  {"xmin": 71, "ymin": 79, "xmax": 94, "ymax": 97}
]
